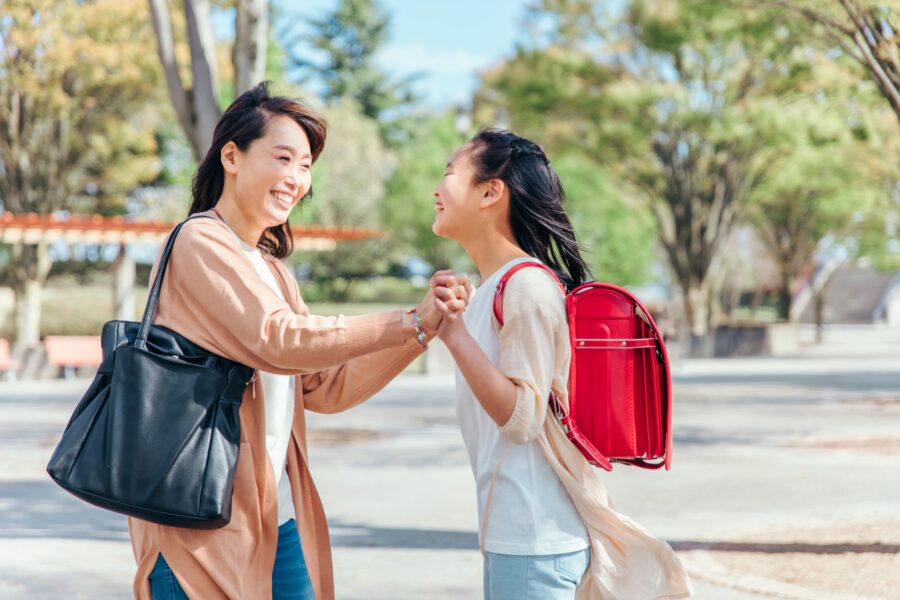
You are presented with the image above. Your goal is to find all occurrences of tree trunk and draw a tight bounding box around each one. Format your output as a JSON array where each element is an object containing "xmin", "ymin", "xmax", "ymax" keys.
[
  {"xmin": 14, "ymin": 279, "xmax": 43, "ymax": 349},
  {"xmin": 148, "ymin": 0, "xmax": 223, "ymax": 159},
  {"xmin": 9, "ymin": 242, "xmax": 52, "ymax": 349},
  {"xmin": 813, "ymin": 288, "xmax": 825, "ymax": 344},
  {"xmin": 683, "ymin": 283, "xmax": 713, "ymax": 357},
  {"xmin": 777, "ymin": 269, "xmax": 792, "ymax": 322},
  {"xmin": 234, "ymin": 0, "xmax": 268, "ymax": 94}
]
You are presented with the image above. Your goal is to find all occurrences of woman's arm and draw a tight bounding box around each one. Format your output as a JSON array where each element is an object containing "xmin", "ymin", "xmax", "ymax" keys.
[
  {"xmin": 300, "ymin": 340, "xmax": 424, "ymax": 414},
  {"xmin": 300, "ymin": 273, "xmax": 471, "ymax": 414},
  {"xmin": 159, "ymin": 220, "xmax": 410, "ymax": 374}
]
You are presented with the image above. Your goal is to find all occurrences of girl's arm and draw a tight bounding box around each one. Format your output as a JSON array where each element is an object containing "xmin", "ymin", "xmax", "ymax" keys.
[
  {"xmin": 439, "ymin": 318, "xmax": 518, "ymax": 426},
  {"xmin": 437, "ymin": 269, "xmax": 565, "ymax": 443}
]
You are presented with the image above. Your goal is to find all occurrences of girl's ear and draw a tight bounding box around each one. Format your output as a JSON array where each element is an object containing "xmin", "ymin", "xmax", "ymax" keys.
[
  {"xmin": 479, "ymin": 178, "xmax": 506, "ymax": 209},
  {"xmin": 221, "ymin": 141, "xmax": 239, "ymax": 175}
]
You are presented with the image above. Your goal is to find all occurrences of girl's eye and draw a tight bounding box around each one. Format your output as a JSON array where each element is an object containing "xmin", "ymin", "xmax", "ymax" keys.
[
  {"xmin": 279, "ymin": 156, "xmax": 290, "ymax": 162},
  {"xmin": 300, "ymin": 163, "xmax": 311, "ymax": 171}
]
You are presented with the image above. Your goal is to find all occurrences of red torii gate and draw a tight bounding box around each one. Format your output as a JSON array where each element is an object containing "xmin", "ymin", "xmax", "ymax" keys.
[{"xmin": 0, "ymin": 212, "xmax": 379, "ymax": 322}]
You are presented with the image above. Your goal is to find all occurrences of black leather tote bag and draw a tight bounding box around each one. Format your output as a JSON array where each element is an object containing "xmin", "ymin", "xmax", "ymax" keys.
[{"xmin": 47, "ymin": 215, "xmax": 255, "ymax": 529}]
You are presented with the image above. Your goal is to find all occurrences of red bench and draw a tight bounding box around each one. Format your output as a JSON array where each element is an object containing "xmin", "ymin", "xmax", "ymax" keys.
[
  {"xmin": 0, "ymin": 339, "xmax": 22, "ymax": 383},
  {"xmin": 44, "ymin": 336, "xmax": 102, "ymax": 379}
]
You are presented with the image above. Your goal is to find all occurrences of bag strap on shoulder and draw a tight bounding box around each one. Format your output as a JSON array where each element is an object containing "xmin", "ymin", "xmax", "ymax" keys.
[
  {"xmin": 492, "ymin": 261, "xmax": 565, "ymax": 328},
  {"xmin": 135, "ymin": 214, "xmax": 216, "ymax": 350}
]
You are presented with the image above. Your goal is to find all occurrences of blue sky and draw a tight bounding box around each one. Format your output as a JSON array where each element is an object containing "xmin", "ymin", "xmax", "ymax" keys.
[{"xmin": 271, "ymin": 0, "xmax": 529, "ymax": 110}]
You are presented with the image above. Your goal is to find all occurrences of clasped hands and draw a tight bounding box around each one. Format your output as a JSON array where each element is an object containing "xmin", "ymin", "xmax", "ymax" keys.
[{"xmin": 415, "ymin": 270, "xmax": 475, "ymax": 343}]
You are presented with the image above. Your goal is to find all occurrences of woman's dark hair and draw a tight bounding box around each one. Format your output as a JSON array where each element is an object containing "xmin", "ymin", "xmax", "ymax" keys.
[
  {"xmin": 468, "ymin": 129, "xmax": 590, "ymax": 289},
  {"xmin": 189, "ymin": 81, "xmax": 327, "ymax": 258}
]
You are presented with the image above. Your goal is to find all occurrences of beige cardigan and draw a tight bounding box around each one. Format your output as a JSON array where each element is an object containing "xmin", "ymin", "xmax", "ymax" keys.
[
  {"xmin": 494, "ymin": 268, "xmax": 693, "ymax": 600},
  {"xmin": 128, "ymin": 211, "xmax": 426, "ymax": 599}
]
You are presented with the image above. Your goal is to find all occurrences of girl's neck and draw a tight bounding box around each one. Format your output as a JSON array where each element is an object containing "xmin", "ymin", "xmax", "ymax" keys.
[{"xmin": 459, "ymin": 228, "xmax": 530, "ymax": 281}]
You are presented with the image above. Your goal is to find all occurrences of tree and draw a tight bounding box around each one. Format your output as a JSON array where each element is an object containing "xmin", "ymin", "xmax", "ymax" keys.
[
  {"xmin": 291, "ymin": 100, "xmax": 391, "ymax": 301},
  {"xmin": 282, "ymin": 0, "xmax": 416, "ymax": 143},
  {"xmin": 0, "ymin": 0, "xmax": 162, "ymax": 346},
  {"xmin": 477, "ymin": 0, "xmax": 807, "ymax": 355},
  {"xmin": 768, "ymin": 0, "xmax": 900, "ymax": 128},
  {"xmin": 149, "ymin": 0, "xmax": 269, "ymax": 159},
  {"xmin": 381, "ymin": 113, "xmax": 466, "ymax": 272},
  {"xmin": 748, "ymin": 100, "xmax": 879, "ymax": 321}
]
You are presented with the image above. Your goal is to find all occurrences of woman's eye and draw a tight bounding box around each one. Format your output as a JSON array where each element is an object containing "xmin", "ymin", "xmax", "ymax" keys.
[
  {"xmin": 279, "ymin": 156, "xmax": 290, "ymax": 162},
  {"xmin": 300, "ymin": 163, "xmax": 311, "ymax": 170}
]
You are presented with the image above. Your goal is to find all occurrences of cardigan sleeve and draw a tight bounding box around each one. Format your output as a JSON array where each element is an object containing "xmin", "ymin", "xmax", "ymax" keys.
[
  {"xmin": 496, "ymin": 268, "xmax": 567, "ymax": 444},
  {"xmin": 158, "ymin": 218, "xmax": 406, "ymax": 374},
  {"xmin": 300, "ymin": 339, "xmax": 425, "ymax": 414}
]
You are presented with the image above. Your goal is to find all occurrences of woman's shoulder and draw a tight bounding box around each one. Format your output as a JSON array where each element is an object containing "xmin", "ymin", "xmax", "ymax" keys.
[{"xmin": 167, "ymin": 213, "xmax": 239, "ymax": 257}]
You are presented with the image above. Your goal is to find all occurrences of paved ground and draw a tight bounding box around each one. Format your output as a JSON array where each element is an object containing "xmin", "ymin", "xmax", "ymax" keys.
[{"xmin": 0, "ymin": 324, "xmax": 898, "ymax": 599}]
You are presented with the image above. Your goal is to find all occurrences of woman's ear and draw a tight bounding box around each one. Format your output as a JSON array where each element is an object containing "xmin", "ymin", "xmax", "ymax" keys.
[
  {"xmin": 479, "ymin": 178, "xmax": 506, "ymax": 209},
  {"xmin": 221, "ymin": 141, "xmax": 239, "ymax": 175}
]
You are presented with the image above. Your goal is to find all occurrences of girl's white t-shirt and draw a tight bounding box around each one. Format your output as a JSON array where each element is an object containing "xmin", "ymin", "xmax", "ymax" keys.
[
  {"xmin": 240, "ymin": 242, "xmax": 296, "ymax": 526},
  {"xmin": 455, "ymin": 257, "xmax": 588, "ymax": 555}
]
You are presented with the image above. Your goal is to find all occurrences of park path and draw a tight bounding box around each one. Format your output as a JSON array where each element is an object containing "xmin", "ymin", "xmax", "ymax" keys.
[{"xmin": 0, "ymin": 324, "xmax": 897, "ymax": 599}]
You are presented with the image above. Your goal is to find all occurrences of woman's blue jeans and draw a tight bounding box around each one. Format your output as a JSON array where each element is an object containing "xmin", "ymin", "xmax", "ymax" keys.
[{"xmin": 149, "ymin": 519, "xmax": 314, "ymax": 599}]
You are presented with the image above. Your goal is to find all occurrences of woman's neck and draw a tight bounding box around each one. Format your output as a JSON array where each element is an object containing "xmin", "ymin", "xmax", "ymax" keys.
[
  {"xmin": 459, "ymin": 229, "xmax": 530, "ymax": 281},
  {"xmin": 212, "ymin": 191, "xmax": 264, "ymax": 248}
]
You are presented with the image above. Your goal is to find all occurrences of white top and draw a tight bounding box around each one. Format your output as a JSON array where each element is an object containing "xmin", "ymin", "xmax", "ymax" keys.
[
  {"xmin": 455, "ymin": 257, "xmax": 588, "ymax": 555},
  {"xmin": 240, "ymin": 242, "xmax": 296, "ymax": 526}
]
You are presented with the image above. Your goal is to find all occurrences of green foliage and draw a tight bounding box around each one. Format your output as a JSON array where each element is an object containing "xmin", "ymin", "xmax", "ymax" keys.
[
  {"xmin": 0, "ymin": 0, "xmax": 163, "ymax": 217},
  {"xmin": 289, "ymin": 100, "xmax": 392, "ymax": 301},
  {"xmin": 282, "ymin": 0, "xmax": 416, "ymax": 143},
  {"xmin": 381, "ymin": 113, "xmax": 467, "ymax": 271},
  {"xmin": 477, "ymin": 0, "xmax": 873, "ymax": 345},
  {"xmin": 551, "ymin": 153, "xmax": 655, "ymax": 285}
]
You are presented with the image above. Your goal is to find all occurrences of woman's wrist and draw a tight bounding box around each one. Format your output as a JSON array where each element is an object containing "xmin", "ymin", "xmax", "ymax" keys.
[{"xmin": 404, "ymin": 307, "xmax": 429, "ymax": 348}]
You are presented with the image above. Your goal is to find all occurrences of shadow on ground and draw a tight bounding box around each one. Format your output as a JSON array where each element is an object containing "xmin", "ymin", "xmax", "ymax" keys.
[
  {"xmin": 329, "ymin": 520, "xmax": 478, "ymax": 550},
  {"xmin": 0, "ymin": 480, "xmax": 128, "ymax": 542}
]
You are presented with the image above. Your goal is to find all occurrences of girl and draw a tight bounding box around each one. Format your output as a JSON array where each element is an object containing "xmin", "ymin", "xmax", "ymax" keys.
[
  {"xmin": 430, "ymin": 129, "xmax": 693, "ymax": 599},
  {"xmin": 129, "ymin": 82, "xmax": 470, "ymax": 600}
]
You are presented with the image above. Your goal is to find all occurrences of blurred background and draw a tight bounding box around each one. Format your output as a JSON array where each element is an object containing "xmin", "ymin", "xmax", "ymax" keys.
[
  {"xmin": 0, "ymin": 0, "xmax": 898, "ymax": 368},
  {"xmin": 0, "ymin": 1, "xmax": 899, "ymax": 598}
]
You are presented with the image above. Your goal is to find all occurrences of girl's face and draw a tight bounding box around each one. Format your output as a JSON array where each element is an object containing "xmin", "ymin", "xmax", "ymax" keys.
[
  {"xmin": 432, "ymin": 143, "xmax": 485, "ymax": 241},
  {"xmin": 230, "ymin": 116, "xmax": 312, "ymax": 229}
]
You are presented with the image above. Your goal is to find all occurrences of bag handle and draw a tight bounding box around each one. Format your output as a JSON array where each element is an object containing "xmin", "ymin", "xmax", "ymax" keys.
[{"xmin": 135, "ymin": 215, "xmax": 213, "ymax": 350}]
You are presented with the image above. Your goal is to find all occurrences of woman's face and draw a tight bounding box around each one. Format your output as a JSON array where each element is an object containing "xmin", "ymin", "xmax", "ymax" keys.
[
  {"xmin": 232, "ymin": 115, "xmax": 313, "ymax": 228},
  {"xmin": 432, "ymin": 143, "xmax": 484, "ymax": 241}
]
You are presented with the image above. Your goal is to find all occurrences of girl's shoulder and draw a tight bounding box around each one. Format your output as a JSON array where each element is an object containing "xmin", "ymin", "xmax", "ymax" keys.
[{"xmin": 500, "ymin": 266, "xmax": 566, "ymax": 321}]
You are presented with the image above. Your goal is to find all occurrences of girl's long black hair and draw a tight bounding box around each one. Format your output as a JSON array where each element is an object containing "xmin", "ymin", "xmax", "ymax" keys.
[
  {"xmin": 188, "ymin": 81, "xmax": 327, "ymax": 259},
  {"xmin": 468, "ymin": 129, "xmax": 590, "ymax": 289}
]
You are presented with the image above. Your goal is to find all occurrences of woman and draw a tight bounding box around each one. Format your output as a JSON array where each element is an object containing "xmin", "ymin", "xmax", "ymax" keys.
[
  {"xmin": 429, "ymin": 129, "xmax": 693, "ymax": 599},
  {"xmin": 129, "ymin": 81, "xmax": 470, "ymax": 599}
]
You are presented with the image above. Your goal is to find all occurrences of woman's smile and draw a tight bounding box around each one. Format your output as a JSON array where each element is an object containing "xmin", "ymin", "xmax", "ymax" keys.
[{"xmin": 270, "ymin": 190, "xmax": 295, "ymax": 210}]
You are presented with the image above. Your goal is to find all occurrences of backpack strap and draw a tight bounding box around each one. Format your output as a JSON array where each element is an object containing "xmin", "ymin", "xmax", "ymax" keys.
[
  {"xmin": 493, "ymin": 261, "xmax": 616, "ymax": 472},
  {"xmin": 492, "ymin": 261, "xmax": 565, "ymax": 328}
]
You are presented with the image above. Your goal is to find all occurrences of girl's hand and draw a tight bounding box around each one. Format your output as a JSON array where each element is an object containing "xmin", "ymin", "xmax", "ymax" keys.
[
  {"xmin": 418, "ymin": 271, "xmax": 473, "ymax": 332},
  {"xmin": 433, "ymin": 284, "xmax": 469, "ymax": 345}
]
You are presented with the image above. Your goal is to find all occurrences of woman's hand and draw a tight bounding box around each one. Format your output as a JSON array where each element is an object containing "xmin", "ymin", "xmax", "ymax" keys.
[{"xmin": 430, "ymin": 271, "xmax": 474, "ymax": 346}]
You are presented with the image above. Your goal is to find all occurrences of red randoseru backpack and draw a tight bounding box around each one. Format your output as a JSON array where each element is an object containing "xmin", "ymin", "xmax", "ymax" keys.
[{"xmin": 493, "ymin": 262, "xmax": 673, "ymax": 472}]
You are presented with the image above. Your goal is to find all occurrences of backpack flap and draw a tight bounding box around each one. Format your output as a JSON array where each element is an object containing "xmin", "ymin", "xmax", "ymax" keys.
[{"xmin": 568, "ymin": 282, "xmax": 673, "ymax": 470}]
